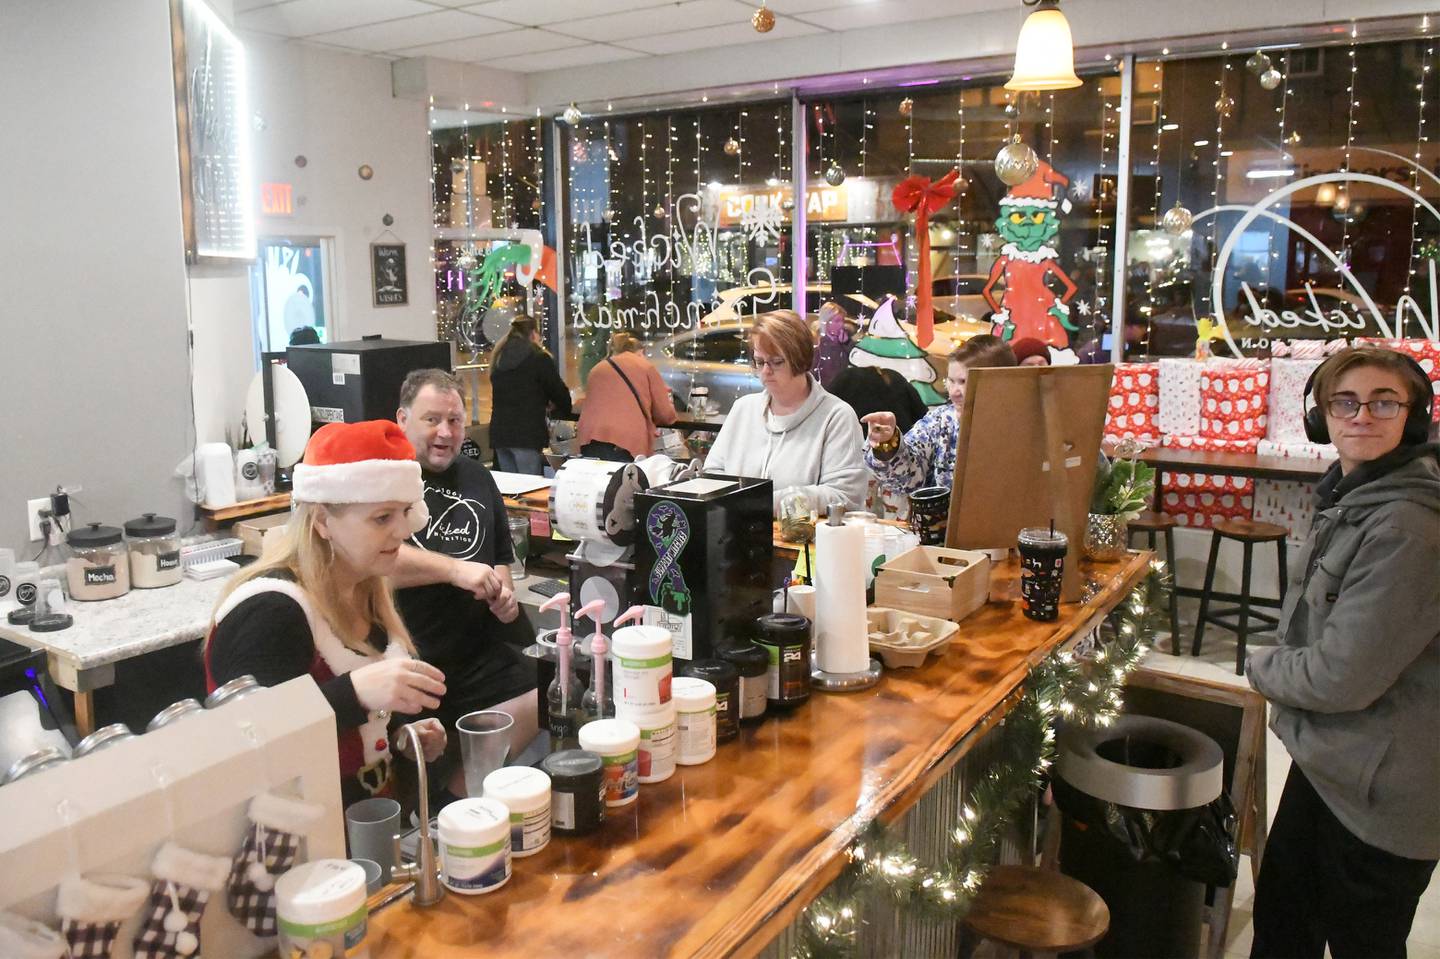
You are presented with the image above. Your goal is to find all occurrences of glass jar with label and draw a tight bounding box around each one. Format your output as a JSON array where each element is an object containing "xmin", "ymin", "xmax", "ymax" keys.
[
  {"xmin": 125, "ymin": 512, "xmax": 182, "ymax": 587},
  {"xmin": 125, "ymin": 514, "xmax": 182, "ymax": 589},
  {"xmin": 66, "ymin": 523, "xmax": 130, "ymax": 601}
]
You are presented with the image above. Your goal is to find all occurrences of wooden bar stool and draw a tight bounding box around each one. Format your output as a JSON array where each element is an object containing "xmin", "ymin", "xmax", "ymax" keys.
[
  {"xmin": 1192, "ymin": 519, "xmax": 1289, "ymax": 676},
  {"xmin": 963, "ymin": 865, "xmax": 1110, "ymax": 958},
  {"xmin": 1127, "ymin": 511, "xmax": 1182, "ymax": 655}
]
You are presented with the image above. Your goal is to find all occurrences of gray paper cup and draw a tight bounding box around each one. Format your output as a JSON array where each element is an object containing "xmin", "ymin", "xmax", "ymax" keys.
[
  {"xmin": 349, "ymin": 858, "xmax": 384, "ymax": 894},
  {"xmin": 345, "ymin": 797, "xmax": 401, "ymax": 883}
]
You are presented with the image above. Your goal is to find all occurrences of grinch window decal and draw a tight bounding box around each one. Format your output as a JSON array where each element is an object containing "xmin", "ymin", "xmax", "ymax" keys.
[{"xmin": 983, "ymin": 160, "xmax": 1080, "ymax": 347}]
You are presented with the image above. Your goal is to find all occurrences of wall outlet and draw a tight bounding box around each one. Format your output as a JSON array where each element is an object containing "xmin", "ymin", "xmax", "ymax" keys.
[{"xmin": 26, "ymin": 497, "xmax": 50, "ymax": 542}]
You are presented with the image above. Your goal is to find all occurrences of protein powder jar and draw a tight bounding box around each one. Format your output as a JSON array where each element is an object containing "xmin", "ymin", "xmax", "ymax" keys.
[
  {"xmin": 66, "ymin": 523, "xmax": 130, "ymax": 601},
  {"xmin": 125, "ymin": 514, "xmax": 182, "ymax": 588},
  {"xmin": 680, "ymin": 660, "xmax": 739, "ymax": 743},
  {"xmin": 615, "ymin": 702, "xmax": 676, "ymax": 784},
  {"xmin": 672, "ymin": 677, "xmax": 717, "ymax": 766},
  {"xmin": 276, "ymin": 859, "xmax": 370, "ymax": 959},
  {"xmin": 718, "ymin": 643, "xmax": 769, "ymax": 723},
  {"xmin": 540, "ymin": 750, "xmax": 605, "ymax": 836},
  {"xmin": 481, "ymin": 765, "xmax": 552, "ymax": 858},
  {"xmin": 437, "ymin": 798, "xmax": 513, "ymax": 895}
]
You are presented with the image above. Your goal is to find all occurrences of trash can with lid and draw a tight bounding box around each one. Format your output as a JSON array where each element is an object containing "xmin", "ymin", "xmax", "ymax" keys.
[{"xmin": 1053, "ymin": 714, "xmax": 1236, "ymax": 958}]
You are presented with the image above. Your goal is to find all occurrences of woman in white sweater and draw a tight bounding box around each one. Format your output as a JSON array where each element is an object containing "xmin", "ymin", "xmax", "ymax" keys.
[{"xmin": 704, "ymin": 310, "xmax": 868, "ymax": 516}]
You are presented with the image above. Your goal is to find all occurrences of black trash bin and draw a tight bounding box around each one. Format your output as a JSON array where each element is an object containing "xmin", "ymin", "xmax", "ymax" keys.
[{"xmin": 1053, "ymin": 714, "xmax": 1236, "ymax": 959}]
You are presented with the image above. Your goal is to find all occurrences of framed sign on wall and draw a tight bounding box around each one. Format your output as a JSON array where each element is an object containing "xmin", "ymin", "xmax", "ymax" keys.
[{"xmin": 371, "ymin": 242, "xmax": 408, "ymax": 307}]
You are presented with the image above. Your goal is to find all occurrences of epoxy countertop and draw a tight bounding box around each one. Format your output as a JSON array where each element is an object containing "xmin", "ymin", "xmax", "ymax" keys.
[{"xmin": 368, "ymin": 550, "xmax": 1154, "ymax": 959}]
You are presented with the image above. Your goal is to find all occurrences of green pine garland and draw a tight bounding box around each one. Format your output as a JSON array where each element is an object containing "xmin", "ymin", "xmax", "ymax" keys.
[{"xmin": 793, "ymin": 563, "xmax": 1172, "ymax": 959}]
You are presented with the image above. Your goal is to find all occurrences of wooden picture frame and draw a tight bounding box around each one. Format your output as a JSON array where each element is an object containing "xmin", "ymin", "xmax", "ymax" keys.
[{"xmin": 371, "ymin": 242, "xmax": 408, "ymax": 306}]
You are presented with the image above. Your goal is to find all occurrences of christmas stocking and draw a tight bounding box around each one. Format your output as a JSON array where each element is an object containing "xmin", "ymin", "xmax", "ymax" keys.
[
  {"xmin": 132, "ymin": 843, "xmax": 230, "ymax": 959},
  {"xmin": 226, "ymin": 792, "xmax": 323, "ymax": 938},
  {"xmin": 57, "ymin": 873, "xmax": 149, "ymax": 959},
  {"xmin": 0, "ymin": 911, "xmax": 67, "ymax": 959}
]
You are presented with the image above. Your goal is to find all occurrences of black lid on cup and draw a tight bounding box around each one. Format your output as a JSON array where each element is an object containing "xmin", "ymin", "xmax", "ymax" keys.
[
  {"xmin": 541, "ymin": 749, "xmax": 604, "ymax": 783},
  {"xmin": 124, "ymin": 513, "xmax": 177, "ymax": 537},
  {"xmin": 68, "ymin": 523, "xmax": 123, "ymax": 548},
  {"xmin": 680, "ymin": 658, "xmax": 738, "ymax": 685},
  {"xmin": 717, "ymin": 643, "xmax": 768, "ymax": 677}
]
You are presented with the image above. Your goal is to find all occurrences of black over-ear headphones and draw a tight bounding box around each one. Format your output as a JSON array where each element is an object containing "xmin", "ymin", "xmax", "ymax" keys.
[{"xmin": 1302, "ymin": 349, "xmax": 1434, "ymax": 445}]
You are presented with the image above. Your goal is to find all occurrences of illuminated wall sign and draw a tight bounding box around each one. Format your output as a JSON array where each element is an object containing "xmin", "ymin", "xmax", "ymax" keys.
[
  {"xmin": 716, "ymin": 184, "xmax": 849, "ymax": 226},
  {"xmin": 260, "ymin": 182, "xmax": 294, "ymax": 216},
  {"xmin": 170, "ymin": 0, "xmax": 256, "ymax": 261}
]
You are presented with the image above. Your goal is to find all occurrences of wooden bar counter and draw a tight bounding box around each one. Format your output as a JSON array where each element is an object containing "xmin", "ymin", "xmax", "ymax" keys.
[{"xmin": 369, "ymin": 550, "xmax": 1154, "ymax": 958}]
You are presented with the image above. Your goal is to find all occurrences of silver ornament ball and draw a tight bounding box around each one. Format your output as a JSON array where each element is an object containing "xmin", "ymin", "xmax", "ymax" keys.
[
  {"xmin": 994, "ymin": 139, "xmax": 1039, "ymax": 187},
  {"xmin": 723, "ymin": 138, "xmax": 741, "ymax": 157},
  {"xmin": 898, "ymin": 97, "xmax": 914, "ymax": 118},
  {"xmin": 1259, "ymin": 67, "xmax": 1283, "ymax": 91},
  {"xmin": 824, "ymin": 163, "xmax": 847, "ymax": 187},
  {"xmin": 1245, "ymin": 51, "xmax": 1272, "ymax": 75},
  {"xmin": 562, "ymin": 103, "xmax": 582, "ymax": 125},
  {"xmin": 1161, "ymin": 202, "xmax": 1194, "ymax": 236}
]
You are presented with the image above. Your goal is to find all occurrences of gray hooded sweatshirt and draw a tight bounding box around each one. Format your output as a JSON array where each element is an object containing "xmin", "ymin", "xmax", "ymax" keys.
[{"xmin": 1247, "ymin": 445, "xmax": 1440, "ymax": 860}]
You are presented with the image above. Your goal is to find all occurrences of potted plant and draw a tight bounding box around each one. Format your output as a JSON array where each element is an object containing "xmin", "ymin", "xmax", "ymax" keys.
[{"xmin": 1087, "ymin": 450, "xmax": 1156, "ymax": 561}]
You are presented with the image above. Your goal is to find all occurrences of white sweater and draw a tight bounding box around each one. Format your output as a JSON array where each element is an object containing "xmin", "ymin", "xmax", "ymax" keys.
[{"xmin": 704, "ymin": 377, "xmax": 868, "ymax": 516}]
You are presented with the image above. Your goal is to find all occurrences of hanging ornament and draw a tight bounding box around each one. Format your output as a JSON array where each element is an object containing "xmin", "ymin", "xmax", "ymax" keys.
[
  {"xmin": 752, "ymin": 2, "xmax": 775, "ymax": 33},
  {"xmin": 562, "ymin": 103, "xmax": 583, "ymax": 125},
  {"xmin": 457, "ymin": 253, "xmax": 477, "ymax": 271},
  {"xmin": 1245, "ymin": 51, "xmax": 1272, "ymax": 75},
  {"xmin": 824, "ymin": 163, "xmax": 847, "ymax": 186},
  {"xmin": 449, "ymin": 158, "xmax": 465, "ymax": 174},
  {"xmin": 531, "ymin": 197, "xmax": 542, "ymax": 211},
  {"xmin": 1003, "ymin": 100, "xmax": 1020, "ymax": 119},
  {"xmin": 1161, "ymin": 201, "xmax": 1194, "ymax": 235},
  {"xmin": 781, "ymin": 198, "xmax": 796, "ymax": 211},
  {"xmin": 994, "ymin": 136, "xmax": 1039, "ymax": 187},
  {"xmin": 653, "ymin": 202, "xmax": 667, "ymax": 218},
  {"xmin": 898, "ymin": 97, "xmax": 914, "ymax": 118},
  {"xmin": 1215, "ymin": 95, "xmax": 1236, "ymax": 118},
  {"xmin": 1259, "ymin": 67, "xmax": 1283, "ymax": 91},
  {"xmin": 1286, "ymin": 130, "xmax": 1302, "ymax": 145},
  {"xmin": 724, "ymin": 137, "xmax": 741, "ymax": 157}
]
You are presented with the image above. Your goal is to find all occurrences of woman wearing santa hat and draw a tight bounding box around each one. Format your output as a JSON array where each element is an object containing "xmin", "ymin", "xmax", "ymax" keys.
[{"xmin": 206, "ymin": 420, "xmax": 448, "ymax": 807}]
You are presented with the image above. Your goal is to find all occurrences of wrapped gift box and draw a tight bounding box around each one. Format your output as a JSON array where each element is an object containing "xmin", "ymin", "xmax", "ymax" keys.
[
  {"xmin": 1257, "ymin": 438, "xmax": 1337, "ymax": 462},
  {"xmin": 1200, "ymin": 359, "xmax": 1270, "ymax": 441},
  {"xmin": 1158, "ymin": 358, "xmax": 1203, "ymax": 437},
  {"xmin": 1161, "ymin": 435, "xmax": 1261, "ymax": 453},
  {"xmin": 1161, "ymin": 480, "xmax": 1255, "ymax": 529},
  {"xmin": 1267, "ymin": 357, "xmax": 1324, "ymax": 443},
  {"xmin": 1355, "ymin": 338, "xmax": 1440, "ymax": 423},
  {"xmin": 1104, "ymin": 362, "xmax": 1161, "ymax": 442},
  {"xmin": 1253, "ymin": 478, "xmax": 1318, "ymax": 547}
]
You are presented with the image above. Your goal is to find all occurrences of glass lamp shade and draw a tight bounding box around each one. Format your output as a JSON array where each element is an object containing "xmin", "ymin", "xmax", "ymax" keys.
[{"xmin": 1005, "ymin": 3, "xmax": 1082, "ymax": 91}]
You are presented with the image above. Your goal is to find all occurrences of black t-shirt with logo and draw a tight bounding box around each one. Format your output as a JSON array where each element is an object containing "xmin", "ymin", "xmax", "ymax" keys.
[{"xmin": 396, "ymin": 456, "xmax": 531, "ymax": 716}]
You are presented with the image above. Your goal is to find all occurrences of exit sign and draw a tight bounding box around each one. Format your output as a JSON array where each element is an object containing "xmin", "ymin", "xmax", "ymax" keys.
[{"xmin": 260, "ymin": 182, "xmax": 294, "ymax": 216}]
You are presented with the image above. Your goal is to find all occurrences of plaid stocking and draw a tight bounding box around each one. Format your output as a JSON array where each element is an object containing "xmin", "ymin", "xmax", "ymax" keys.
[
  {"xmin": 0, "ymin": 912, "xmax": 66, "ymax": 959},
  {"xmin": 131, "ymin": 843, "xmax": 230, "ymax": 959},
  {"xmin": 226, "ymin": 792, "xmax": 323, "ymax": 938},
  {"xmin": 57, "ymin": 874, "xmax": 148, "ymax": 959}
]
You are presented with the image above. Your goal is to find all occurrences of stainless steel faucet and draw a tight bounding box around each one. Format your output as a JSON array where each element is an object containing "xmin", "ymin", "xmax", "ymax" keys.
[{"xmin": 388, "ymin": 722, "xmax": 445, "ymax": 908}]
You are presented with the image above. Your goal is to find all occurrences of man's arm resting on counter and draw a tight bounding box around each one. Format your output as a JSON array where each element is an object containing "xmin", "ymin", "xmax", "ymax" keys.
[{"xmin": 392, "ymin": 543, "xmax": 502, "ymax": 600}]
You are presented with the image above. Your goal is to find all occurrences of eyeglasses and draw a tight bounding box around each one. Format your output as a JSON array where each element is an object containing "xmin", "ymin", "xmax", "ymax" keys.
[
  {"xmin": 751, "ymin": 356, "xmax": 789, "ymax": 371},
  {"xmin": 1326, "ymin": 397, "xmax": 1406, "ymax": 420}
]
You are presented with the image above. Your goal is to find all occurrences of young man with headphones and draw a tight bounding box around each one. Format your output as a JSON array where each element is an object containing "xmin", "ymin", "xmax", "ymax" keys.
[{"xmin": 1247, "ymin": 347, "xmax": 1438, "ymax": 958}]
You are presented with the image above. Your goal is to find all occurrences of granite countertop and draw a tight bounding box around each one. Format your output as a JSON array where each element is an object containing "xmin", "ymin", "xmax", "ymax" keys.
[{"xmin": 0, "ymin": 575, "xmax": 230, "ymax": 673}]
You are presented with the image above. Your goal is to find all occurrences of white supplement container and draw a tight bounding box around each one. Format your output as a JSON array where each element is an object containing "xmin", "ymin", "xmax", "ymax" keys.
[
  {"xmin": 672, "ymin": 677, "xmax": 717, "ymax": 766},
  {"xmin": 578, "ymin": 718, "xmax": 641, "ymax": 807},
  {"xmin": 617, "ymin": 702, "xmax": 676, "ymax": 784},
  {"xmin": 610, "ymin": 624, "xmax": 673, "ymax": 710},
  {"xmin": 482, "ymin": 765, "xmax": 552, "ymax": 858},
  {"xmin": 438, "ymin": 798, "xmax": 512, "ymax": 895},
  {"xmin": 275, "ymin": 859, "xmax": 369, "ymax": 959}
]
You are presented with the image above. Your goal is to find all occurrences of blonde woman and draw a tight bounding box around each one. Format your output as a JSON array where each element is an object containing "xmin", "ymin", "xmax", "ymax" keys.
[{"xmin": 206, "ymin": 421, "xmax": 447, "ymax": 806}]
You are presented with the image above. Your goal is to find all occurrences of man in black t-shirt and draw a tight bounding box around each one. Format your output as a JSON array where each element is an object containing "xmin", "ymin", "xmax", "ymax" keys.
[{"xmin": 393, "ymin": 369, "xmax": 536, "ymax": 798}]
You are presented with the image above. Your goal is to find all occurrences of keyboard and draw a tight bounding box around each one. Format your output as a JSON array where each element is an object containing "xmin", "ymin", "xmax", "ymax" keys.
[{"xmin": 528, "ymin": 578, "xmax": 566, "ymax": 599}]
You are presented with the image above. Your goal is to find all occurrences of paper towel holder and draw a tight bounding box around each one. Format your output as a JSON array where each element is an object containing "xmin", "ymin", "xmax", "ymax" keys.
[{"xmin": 811, "ymin": 656, "xmax": 883, "ymax": 692}]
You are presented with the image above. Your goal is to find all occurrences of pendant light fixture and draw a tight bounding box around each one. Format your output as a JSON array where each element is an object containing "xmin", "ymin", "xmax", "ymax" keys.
[{"xmin": 1005, "ymin": 0, "xmax": 1082, "ymax": 92}]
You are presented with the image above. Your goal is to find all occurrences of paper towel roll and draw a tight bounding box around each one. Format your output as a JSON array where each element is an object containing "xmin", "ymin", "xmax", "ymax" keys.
[
  {"xmin": 814, "ymin": 521, "xmax": 870, "ymax": 674},
  {"xmin": 197, "ymin": 443, "xmax": 236, "ymax": 509}
]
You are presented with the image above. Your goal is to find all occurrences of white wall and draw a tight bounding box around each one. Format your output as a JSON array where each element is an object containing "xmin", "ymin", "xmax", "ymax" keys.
[{"xmin": 0, "ymin": 0, "xmax": 194, "ymax": 552}]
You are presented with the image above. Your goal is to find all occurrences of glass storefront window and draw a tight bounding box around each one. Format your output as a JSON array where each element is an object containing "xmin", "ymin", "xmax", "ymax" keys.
[{"xmin": 1126, "ymin": 39, "xmax": 1438, "ymax": 359}]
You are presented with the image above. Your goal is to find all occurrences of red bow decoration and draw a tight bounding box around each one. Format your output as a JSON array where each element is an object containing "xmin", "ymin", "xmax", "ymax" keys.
[{"xmin": 892, "ymin": 169, "xmax": 960, "ymax": 348}]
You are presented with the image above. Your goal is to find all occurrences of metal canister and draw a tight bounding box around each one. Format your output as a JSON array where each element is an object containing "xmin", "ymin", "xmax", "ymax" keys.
[
  {"xmin": 147, "ymin": 698, "xmax": 204, "ymax": 732},
  {"xmin": 204, "ymin": 675, "xmax": 263, "ymax": 709},
  {"xmin": 3, "ymin": 747, "xmax": 68, "ymax": 784},
  {"xmin": 73, "ymin": 724, "xmax": 136, "ymax": 758}
]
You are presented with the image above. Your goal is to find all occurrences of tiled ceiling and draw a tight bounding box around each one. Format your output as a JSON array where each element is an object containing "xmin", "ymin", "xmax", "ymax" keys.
[{"xmin": 235, "ymin": 0, "xmax": 984, "ymax": 72}]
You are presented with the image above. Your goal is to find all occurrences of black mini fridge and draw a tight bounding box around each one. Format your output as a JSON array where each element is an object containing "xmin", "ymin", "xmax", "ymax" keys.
[
  {"xmin": 631, "ymin": 474, "xmax": 773, "ymax": 664},
  {"xmin": 288, "ymin": 336, "xmax": 451, "ymax": 425}
]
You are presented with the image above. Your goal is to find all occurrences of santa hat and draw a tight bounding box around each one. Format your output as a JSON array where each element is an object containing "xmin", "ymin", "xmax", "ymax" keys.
[
  {"xmin": 292, "ymin": 421, "xmax": 429, "ymax": 533},
  {"xmin": 1010, "ymin": 337, "xmax": 1051, "ymax": 365},
  {"xmin": 1000, "ymin": 159, "xmax": 1072, "ymax": 213}
]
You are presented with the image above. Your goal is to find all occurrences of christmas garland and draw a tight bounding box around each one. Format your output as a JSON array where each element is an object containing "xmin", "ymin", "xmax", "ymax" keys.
[{"xmin": 794, "ymin": 564, "xmax": 1172, "ymax": 958}]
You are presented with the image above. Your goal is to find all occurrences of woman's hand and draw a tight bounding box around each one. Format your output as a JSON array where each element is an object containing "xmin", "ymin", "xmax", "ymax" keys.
[
  {"xmin": 861, "ymin": 411, "xmax": 899, "ymax": 448},
  {"xmin": 394, "ymin": 717, "xmax": 447, "ymax": 763},
  {"xmin": 352, "ymin": 658, "xmax": 447, "ymax": 715}
]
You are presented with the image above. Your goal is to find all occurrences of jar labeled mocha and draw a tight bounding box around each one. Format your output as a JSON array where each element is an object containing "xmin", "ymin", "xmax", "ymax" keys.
[{"xmin": 66, "ymin": 523, "xmax": 130, "ymax": 601}]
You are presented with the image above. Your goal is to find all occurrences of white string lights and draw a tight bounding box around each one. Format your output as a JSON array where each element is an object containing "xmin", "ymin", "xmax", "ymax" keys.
[
  {"xmin": 1209, "ymin": 58, "xmax": 1234, "ymax": 309},
  {"xmin": 1096, "ymin": 82, "xmax": 1115, "ymax": 262},
  {"xmin": 1151, "ymin": 62, "xmax": 1165, "ymax": 228},
  {"xmin": 1340, "ymin": 30, "xmax": 1359, "ymax": 257},
  {"xmin": 1263, "ymin": 52, "xmax": 1293, "ymax": 299},
  {"xmin": 955, "ymin": 90, "xmax": 965, "ymax": 271},
  {"xmin": 500, "ymin": 121, "xmax": 512, "ymax": 228},
  {"xmin": 1406, "ymin": 39, "xmax": 1433, "ymax": 312}
]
